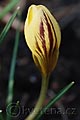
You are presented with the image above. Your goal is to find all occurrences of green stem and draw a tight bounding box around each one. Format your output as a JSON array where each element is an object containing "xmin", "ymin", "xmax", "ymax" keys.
[{"xmin": 25, "ymin": 76, "xmax": 49, "ymax": 120}]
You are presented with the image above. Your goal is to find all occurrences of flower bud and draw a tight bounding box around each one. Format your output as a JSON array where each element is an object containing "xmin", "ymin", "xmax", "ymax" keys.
[{"xmin": 24, "ymin": 5, "xmax": 61, "ymax": 77}]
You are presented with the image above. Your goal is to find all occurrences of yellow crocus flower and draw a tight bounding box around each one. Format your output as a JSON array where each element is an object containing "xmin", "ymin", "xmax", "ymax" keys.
[{"xmin": 24, "ymin": 5, "xmax": 61, "ymax": 77}]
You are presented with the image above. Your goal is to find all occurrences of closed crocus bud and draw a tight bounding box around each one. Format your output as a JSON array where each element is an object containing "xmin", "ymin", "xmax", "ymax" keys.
[{"xmin": 24, "ymin": 5, "xmax": 61, "ymax": 77}]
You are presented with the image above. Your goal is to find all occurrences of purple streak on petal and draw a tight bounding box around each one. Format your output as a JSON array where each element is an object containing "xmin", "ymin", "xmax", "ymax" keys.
[
  {"xmin": 43, "ymin": 12, "xmax": 54, "ymax": 55},
  {"xmin": 40, "ymin": 20, "xmax": 47, "ymax": 57},
  {"xmin": 35, "ymin": 37, "xmax": 42, "ymax": 55}
]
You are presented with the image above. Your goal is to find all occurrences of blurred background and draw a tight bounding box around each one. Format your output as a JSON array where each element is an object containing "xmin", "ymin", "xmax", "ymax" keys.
[{"xmin": 0, "ymin": 0, "xmax": 80, "ymax": 120}]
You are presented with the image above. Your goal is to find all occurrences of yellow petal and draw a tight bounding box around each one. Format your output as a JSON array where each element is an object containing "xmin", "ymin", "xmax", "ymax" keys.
[
  {"xmin": 32, "ymin": 53, "xmax": 47, "ymax": 77},
  {"xmin": 24, "ymin": 5, "xmax": 44, "ymax": 55},
  {"xmin": 37, "ymin": 5, "xmax": 61, "ymax": 48}
]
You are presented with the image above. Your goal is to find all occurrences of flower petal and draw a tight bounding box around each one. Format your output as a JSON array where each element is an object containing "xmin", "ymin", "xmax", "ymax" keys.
[{"xmin": 38, "ymin": 5, "xmax": 61, "ymax": 48}]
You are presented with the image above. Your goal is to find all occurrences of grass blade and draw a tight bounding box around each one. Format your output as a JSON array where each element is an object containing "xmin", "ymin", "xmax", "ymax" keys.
[
  {"xmin": 0, "ymin": 0, "xmax": 20, "ymax": 19},
  {"xmin": 6, "ymin": 26, "xmax": 20, "ymax": 105},
  {"xmin": 6, "ymin": 21, "xmax": 20, "ymax": 120},
  {"xmin": 0, "ymin": 7, "xmax": 20, "ymax": 45},
  {"xmin": 36, "ymin": 81, "xmax": 75, "ymax": 120}
]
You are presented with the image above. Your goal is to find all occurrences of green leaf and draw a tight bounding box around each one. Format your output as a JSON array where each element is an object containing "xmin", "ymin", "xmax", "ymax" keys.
[
  {"xmin": 36, "ymin": 81, "xmax": 75, "ymax": 120},
  {"xmin": 0, "ymin": 0, "xmax": 20, "ymax": 19},
  {"xmin": 0, "ymin": 7, "xmax": 20, "ymax": 45},
  {"xmin": 6, "ymin": 20, "xmax": 20, "ymax": 120}
]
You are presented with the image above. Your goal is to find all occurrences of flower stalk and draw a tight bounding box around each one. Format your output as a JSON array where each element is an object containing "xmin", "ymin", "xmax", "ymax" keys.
[{"xmin": 25, "ymin": 75, "xmax": 49, "ymax": 120}]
